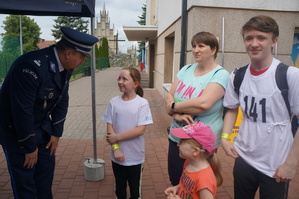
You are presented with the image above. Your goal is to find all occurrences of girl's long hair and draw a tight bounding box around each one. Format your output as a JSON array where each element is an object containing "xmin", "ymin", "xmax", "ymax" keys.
[{"xmin": 208, "ymin": 153, "xmax": 223, "ymax": 187}]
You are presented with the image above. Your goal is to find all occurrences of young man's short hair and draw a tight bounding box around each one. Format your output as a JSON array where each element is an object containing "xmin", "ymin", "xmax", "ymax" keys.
[{"xmin": 241, "ymin": 15, "xmax": 279, "ymax": 40}]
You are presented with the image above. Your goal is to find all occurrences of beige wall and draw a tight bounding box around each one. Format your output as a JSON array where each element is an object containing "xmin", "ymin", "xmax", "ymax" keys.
[
  {"xmin": 188, "ymin": 7, "xmax": 298, "ymax": 72},
  {"xmin": 151, "ymin": 6, "xmax": 299, "ymax": 98}
]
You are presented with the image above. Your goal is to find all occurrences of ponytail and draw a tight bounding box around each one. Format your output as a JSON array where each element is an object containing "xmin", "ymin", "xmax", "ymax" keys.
[
  {"xmin": 136, "ymin": 85, "xmax": 144, "ymax": 97},
  {"xmin": 208, "ymin": 153, "xmax": 223, "ymax": 187}
]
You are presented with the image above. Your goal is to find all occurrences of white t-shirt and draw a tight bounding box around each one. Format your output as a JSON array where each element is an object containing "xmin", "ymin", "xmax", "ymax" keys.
[
  {"xmin": 224, "ymin": 58, "xmax": 299, "ymax": 177},
  {"xmin": 102, "ymin": 95, "xmax": 153, "ymax": 166}
]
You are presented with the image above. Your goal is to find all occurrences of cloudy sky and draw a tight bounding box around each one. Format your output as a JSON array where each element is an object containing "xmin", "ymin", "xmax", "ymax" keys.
[{"xmin": 0, "ymin": 0, "xmax": 146, "ymax": 53}]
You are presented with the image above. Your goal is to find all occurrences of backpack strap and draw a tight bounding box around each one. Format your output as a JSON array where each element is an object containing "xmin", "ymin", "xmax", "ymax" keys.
[
  {"xmin": 185, "ymin": 64, "xmax": 223, "ymax": 75},
  {"xmin": 275, "ymin": 62, "xmax": 291, "ymax": 118},
  {"xmin": 233, "ymin": 64, "xmax": 249, "ymax": 95},
  {"xmin": 213, "ymin": 67, "xmax": 223, "ymax": 75},
  {"xmin": 185, "ymin": 64, "xmax": 192, "ymax": 70}
]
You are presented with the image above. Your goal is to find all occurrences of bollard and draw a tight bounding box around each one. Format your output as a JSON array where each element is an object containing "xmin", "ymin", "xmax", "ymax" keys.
[{"xmin": 84, "ymin": 158, "xmax": 105, "ymax": 181}]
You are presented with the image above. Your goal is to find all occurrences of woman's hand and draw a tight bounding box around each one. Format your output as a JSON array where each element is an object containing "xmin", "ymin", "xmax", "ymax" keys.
[{"xmin": 172, "ymin": 113, "xmax": 194, "ymax": 125}]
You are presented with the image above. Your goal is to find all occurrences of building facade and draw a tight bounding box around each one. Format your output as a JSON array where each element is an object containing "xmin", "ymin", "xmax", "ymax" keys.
[{"xmin": 123, "ymin": 0, "xmax": 299, "ymax": 97}]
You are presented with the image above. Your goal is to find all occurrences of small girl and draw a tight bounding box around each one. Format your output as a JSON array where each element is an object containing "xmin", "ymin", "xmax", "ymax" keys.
[
  {"xmin": 164, "ymin": 122, "xmax": 223, "ymax": 199},
  {"xmin": 102, "ymin": 67, "xmax": 153, "ymax": 199}
]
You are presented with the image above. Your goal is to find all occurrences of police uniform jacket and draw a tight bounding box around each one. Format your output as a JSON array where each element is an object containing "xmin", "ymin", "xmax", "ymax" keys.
[{"xmin": 0, "ymin": 45, "xmax": 71, "ymax": 154}]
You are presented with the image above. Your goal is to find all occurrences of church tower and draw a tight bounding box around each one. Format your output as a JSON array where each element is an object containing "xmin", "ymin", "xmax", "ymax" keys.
[{"xmin": 96, "ymin": 3, "xmax": 116, "ymax": 54}]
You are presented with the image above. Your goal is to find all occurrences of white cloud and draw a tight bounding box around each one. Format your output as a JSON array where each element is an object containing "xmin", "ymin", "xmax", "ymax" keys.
[{"xmin": 0, "ymin": 0, "xmax": 146, "ymax": 52}]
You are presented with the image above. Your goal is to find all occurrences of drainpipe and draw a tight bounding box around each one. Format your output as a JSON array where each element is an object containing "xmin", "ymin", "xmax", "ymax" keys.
[{"xmin": 179, "ymin": 0, "xmax": 187, "ymax": 69}]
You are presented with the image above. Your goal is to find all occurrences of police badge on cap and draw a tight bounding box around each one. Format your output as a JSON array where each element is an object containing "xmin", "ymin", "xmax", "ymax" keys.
[{"xmin": 60, "ymin": 27, "xmax": 99, "ymax": 58}]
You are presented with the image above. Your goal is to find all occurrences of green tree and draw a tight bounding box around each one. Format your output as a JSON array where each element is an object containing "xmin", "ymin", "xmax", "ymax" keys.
[
  {"xmin": 95, "ymin": 43, "xmax": 100, "ymax": 58},
  {"xmin": 1, "ymin": 15, "xmax": 41, "ymax": 54},
  {"xmin": 100, "ymin": 37, "xmax": 110, "ymax": 58},
  {"xmin": 98, "ymin": 37, "xmax": 110, "ymax": 68},
  {"xmin": 52, "ymin": 16, "xmax": 89, "ymax": 39},
  {"xmin": 137, "ymin": 4, "xmax": 146, "ymax": 63},
  {"xmin": 95, "ymin": 43, "xmax": 100, "ymax": 68}
]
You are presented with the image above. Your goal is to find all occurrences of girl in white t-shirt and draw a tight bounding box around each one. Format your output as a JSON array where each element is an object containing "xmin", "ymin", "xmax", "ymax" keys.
[{"xmin": 102, "ymin": 67, "xmax": 153, "ymax": 199}]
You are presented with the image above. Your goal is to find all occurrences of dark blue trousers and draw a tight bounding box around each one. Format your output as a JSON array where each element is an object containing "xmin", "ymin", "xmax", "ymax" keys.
[{"xmin": 3, "ymin": 132, "xmax": 55, "ymax": 199}]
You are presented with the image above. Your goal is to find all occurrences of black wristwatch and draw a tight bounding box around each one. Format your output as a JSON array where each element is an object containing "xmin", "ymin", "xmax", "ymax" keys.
[{"xmin": 171, "ymin": 102, "xmax": 176, "ymax": 111}]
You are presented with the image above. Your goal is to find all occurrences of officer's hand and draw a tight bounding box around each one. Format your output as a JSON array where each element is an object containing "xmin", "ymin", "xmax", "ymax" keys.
[
  {"xmin": 46, "ymin": 136, "xmax": 60, "ymax": 156},
  {"xmin": 24, "ymin": 148, "xmax": 38, "ymax": 168}
]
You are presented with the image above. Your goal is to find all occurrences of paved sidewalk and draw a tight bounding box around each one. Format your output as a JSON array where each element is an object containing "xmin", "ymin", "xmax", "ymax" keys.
[{"xmin": 0, "ymin": 67, "xmax": 299, "ymax": 198}]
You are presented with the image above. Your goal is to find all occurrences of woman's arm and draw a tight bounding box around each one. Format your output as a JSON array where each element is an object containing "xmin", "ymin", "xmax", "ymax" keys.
[{"xmin": 173, "ymin": 82, "xmax": 225, "ymax": 115}]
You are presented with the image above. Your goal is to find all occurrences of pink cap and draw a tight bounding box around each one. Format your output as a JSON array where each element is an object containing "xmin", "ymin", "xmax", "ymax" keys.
[{"xmin": 170, "ymin": 122, "xmax": 216, "ymax": 155}]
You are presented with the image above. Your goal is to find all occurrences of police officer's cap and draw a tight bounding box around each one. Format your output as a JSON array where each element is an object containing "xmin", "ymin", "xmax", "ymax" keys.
[{"xmin": 60, "ymin": 27, "xmax": 99, "ymax": 58}]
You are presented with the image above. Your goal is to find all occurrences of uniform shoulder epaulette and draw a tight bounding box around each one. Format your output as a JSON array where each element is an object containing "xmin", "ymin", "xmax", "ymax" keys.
[{"xmin": 28, "ymin": 49, "xmax": 50, "ymax": 69}]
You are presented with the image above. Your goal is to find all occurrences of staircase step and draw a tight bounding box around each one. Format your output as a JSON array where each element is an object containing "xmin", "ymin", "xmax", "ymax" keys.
[{"xmin": 140, "ymin": 72, "xmax": 149, "ymax": 88}]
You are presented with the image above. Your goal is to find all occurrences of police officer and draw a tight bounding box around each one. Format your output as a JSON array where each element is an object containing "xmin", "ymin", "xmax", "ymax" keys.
[{"xmin": 0, "ymin": 27, "xmax": 98, "ymax": 199}]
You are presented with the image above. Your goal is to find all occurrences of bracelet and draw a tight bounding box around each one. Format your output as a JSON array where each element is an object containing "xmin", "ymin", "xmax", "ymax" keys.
[
  {"xmin": 221, "ymin": 133, "xmax": 230, "ymax": 140},
  {"xmin": 111, "ymin": 144, "xmax": 120, "ymax": 150}
]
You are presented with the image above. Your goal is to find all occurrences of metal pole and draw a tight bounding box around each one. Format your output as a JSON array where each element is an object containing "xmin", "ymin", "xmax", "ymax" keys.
[
  {"xmin": 116, "ymin": 31, "xmax": 118, "ymax": 55},
  {"xmin": 90, "ymin": 16, "xmax": 98, "ymax": 163},
  {"xmin": 221, "ymin": 17, "xmax": 225, "ymax": 67},
  {"xmin": 20, "ymin": 15, "xmax": 23, "ymax": 55},
  {"xmin": 179, "ymin": 0, "xmax": 187, "ymax": 69}
]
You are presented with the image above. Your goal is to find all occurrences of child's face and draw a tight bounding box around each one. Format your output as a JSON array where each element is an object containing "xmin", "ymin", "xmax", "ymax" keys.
[
  {"xmin": 117, "ymin": 70, "xmax": 137, "ymax": 94},
  {"xmin": 177, "ymin": 139, "xmax": 197, "ymax": 159}
]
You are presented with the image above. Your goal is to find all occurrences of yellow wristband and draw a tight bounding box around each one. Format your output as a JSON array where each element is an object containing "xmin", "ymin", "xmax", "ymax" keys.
[
  {"xmin": 221, "ymin": 133, "xmax": 230, "ymax": 140},
  {"xmin": 111, "ymin": 144, "xmax": 120, "ymax": 150}
]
